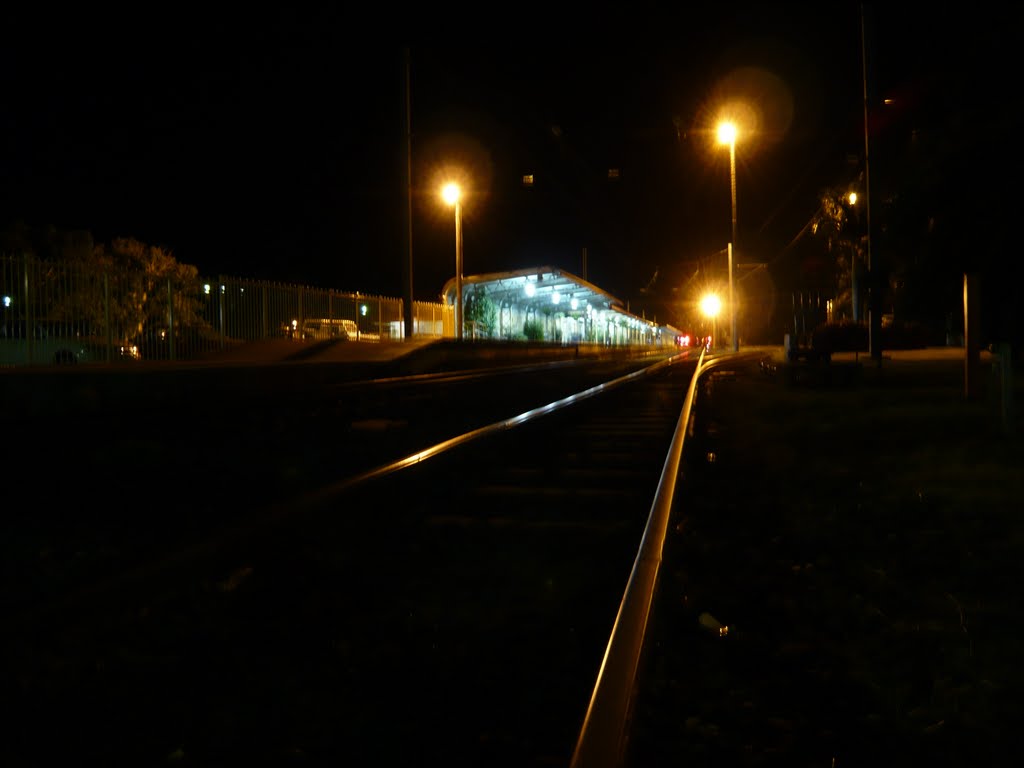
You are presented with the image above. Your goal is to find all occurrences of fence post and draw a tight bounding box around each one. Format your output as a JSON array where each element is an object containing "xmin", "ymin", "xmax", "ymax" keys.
[
  {"xmin": 219, "ymin": 276, "xmax": 226, "ymax": 351},
  {"xmin": 167, "ymin": 278, "xmax": 176, "ymax": 361},
  {"xmin": 262, "ymin": 285, "xmax": 269, "ymax": 339},
  {"xmin": 23, "ymin": 254, "xmax": 35, "ymax": 364},
  {"xmin": 104, "ymin": 271, "xmax": 112, "ymax": 363},
  {"xmin": 964, "ymin": 273, "xmax": 981, "ymax": 400}
]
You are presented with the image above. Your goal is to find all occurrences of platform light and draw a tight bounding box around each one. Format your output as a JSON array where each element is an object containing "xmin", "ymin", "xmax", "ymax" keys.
[
  {"xmin": 700, "ymin": 292, "xmax": 722, "ymax": 350},
  {"xmin": 716, "ymin": 118, "xmax": 741, "ymax": 352},
  {"xmin": 441, "ymin": 181, "xmax": 464, "ymax": 340}
]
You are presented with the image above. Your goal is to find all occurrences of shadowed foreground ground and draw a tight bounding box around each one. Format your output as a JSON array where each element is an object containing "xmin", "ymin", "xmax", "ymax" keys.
[{"xmin": 625, "ymin": 348, "xmax": 1023, "ymax": 767}]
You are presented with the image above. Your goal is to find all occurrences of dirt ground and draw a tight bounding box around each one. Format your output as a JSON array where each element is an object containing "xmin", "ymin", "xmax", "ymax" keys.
[{"xmin": 625, "ymin": 347, "xmax": 1024, "ymax": 767}]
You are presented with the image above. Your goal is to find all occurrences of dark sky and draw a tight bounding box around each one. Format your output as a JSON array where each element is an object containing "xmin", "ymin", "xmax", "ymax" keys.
[{"xmin": 2, "ymin": 6, "xmax": 1021, "ymax": 322}]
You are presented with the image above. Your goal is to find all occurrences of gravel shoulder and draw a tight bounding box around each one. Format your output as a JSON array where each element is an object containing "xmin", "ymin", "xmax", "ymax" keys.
[{"xmin": 625, "ymin": 348, "xmax": 1024, "ymax": 767}]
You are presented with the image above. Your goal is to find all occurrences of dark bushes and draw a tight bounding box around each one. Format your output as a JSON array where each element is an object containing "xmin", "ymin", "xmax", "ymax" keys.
[{"xmin": 812, "ymin": 320, "xmax": 931, "ymax": 352}]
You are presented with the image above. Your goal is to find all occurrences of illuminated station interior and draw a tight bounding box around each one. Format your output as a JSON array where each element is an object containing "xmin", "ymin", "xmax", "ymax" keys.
[{"xmin": 441, "ymin": 266, "xmax": 685, "ymax": 347}]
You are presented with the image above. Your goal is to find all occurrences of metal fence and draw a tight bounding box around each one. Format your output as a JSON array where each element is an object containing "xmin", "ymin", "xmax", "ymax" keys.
[{"xmin": 1, "ymin": 253, "xmax": 451, "ymax": 366}]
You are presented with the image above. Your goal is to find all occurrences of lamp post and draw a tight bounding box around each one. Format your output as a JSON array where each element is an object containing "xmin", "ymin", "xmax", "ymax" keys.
[
  {"xmin": 848, "ymin": 191, "xmax": 860, "ymax": 322},
  {"xmin": 441, "ymin": 182, "xmax": 463, "ymax": 341},
  {"xmin": 716, "ymin": 120, "xmax": 739, "ymax": 352}
]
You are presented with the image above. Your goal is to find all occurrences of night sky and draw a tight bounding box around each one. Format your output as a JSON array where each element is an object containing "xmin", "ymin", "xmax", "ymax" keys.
[{"xmin": 2, "ymin": 6, "xmax": 1021, "ymax": 339}]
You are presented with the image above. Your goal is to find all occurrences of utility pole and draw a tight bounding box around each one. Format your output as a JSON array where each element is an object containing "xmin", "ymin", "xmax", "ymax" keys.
[
  {"xmin": 861, "ymin": 4, "xmax": 881, "ymax": 362},
  {"xmin": 402, "ymin": 48, "xmax": 414, "ymax": 340}
]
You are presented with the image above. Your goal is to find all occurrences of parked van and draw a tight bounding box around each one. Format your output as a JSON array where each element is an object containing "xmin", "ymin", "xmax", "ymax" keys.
[{"xmin": 300, "ymin": 318, "xmax": 359, "ymax": 341}]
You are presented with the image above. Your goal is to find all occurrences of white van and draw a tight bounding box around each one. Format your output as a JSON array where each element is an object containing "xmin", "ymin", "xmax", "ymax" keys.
[{"xmin": 300, "ymin": 318, "xmax": 359, "ymax": 341}]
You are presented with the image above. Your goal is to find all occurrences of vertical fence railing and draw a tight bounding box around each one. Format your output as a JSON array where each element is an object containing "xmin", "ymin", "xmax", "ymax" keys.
[
  {"xmin": 3, "ymin": 252, "xmax": 688, "ymax": 366},
  {"xmin": 6, "ymin": 252, "xmax": 691, "ymax": 365}
]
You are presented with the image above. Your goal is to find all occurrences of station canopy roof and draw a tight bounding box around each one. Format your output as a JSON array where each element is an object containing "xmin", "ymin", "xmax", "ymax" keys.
[{"xmin": 440, "ymin": 266, "xmax": 625, "ymax": 316}]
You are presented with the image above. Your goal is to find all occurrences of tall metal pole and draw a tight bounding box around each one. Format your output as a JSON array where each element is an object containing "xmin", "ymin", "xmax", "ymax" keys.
[
  {"xmin": 402, "ymin": 48, "xmax": 414, "ymax": 339},
  {"xmin": 728, "ymin": 139, "xmax": 738, "ymax": 352},
  {"xmin": 861, "ymin": 3, "xmax": 880, "ymax": 361},
  {"xmin": 455, "ymin": 200, "xmax": 463, "ymax": 341},
  {"xmin": 728, "ymin": 242, "xmax": 736, "ymax": 352}
]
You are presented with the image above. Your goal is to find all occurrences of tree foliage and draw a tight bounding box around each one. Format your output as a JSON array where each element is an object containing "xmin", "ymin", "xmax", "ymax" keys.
[
  {"xmin": 96, "ymin": 237, "xmax": 207, "ymax": 342},
  {"xmin": 522, "ymin": 319, "xmax": 544, "ymax": 340},
  {"xmin": 463, "ymin": 289, "xmax": 498, "ymax": 338},
  {"xmin": 811, "ymin": 184, "xmax": 867, "ymax": 321},
  {"xmin": 2, "ymin": 222, "xmax": 209, "ymax": 344}
]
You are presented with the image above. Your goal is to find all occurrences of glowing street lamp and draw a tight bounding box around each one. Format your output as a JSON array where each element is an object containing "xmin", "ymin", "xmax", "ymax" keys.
[
  {"xmin": 848, "ymin": 191, "xmax": 860, "ymax": 322},
  {"xmin": 716, "ymin": 120, "xmax": 739, "ymax": 353},
  {"xmin": 700, "ymin": 292, "xmax": 722, "ymax": 350},
  {"xmin": 441, "ymin": 182, "xmax": 464, "ymax": 341}
]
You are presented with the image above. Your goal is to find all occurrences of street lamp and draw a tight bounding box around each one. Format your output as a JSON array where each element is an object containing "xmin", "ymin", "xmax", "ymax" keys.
[
  {"xmin": 441, "ymin": 182, "xmax": 463, "ymax": 341},
  {"xmin": 716, "ymin": 120, "xmax": 739, "ymax": 353},
  {"xmin": 699, "ymin": 292, "xmax": 721, "ymax": 350},
  {"xmin": 848, "ymin": 191, "xmax": 860, "ymax": 322}
]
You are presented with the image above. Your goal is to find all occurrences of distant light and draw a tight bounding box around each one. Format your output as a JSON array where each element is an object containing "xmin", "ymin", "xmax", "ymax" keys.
[
  {"xmin": 524, "ymin": 282, "xmax": 536, "ymax": 298},
  {"xmin": 570, "ymin": 297, "xmax": 579, "ymax": 310},
  {"xmin": 700, "ymin": 293, "xmax": 722, "ymax": 318},
  {"xmin": 883, "ymin": 98, "xmax": 894, "ymax": 105},
  {"xmin": 441, "ymin": 182, "xmax": 460, "ymax": 206},
  {"xmin": 552, "ymin": 291, "xmax": 561, "ymax": 305},
  {"xmin": 848, "ymin": 192, "xmax": 858, "ymax": 206},
  {"xmin": 220, "ymin": 285, "xmax": 226, "ymax": 293},
  {"xmin": 360, "ymin": 304, "xmax": 368, "ymax": 316},
  {"xmin": 522, "ymin": 174, "xmax": 534, "ymax": 187},
  {"xmin": 716, "ymin": 121, "xmax": 738, "ymax": 146},
  {"xmin": 203, "ymin": 284, "xmax": 211, "ymax": 295},
  {"xmin": 607, "ymin": 168, "xmax": 620, "ymax": 179},
  {"xmin": 2, "ymin": 295, "xmax": 10, "ymax": 308}
]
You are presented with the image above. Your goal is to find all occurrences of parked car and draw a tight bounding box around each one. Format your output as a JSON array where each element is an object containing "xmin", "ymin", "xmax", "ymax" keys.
[
  {"xmin": 0, "ymin": 322, "xmax": 141, "ymax": 367},
  {"xmin": 0, "ymin": 337, "xmax": 84, "ymax": 366}
]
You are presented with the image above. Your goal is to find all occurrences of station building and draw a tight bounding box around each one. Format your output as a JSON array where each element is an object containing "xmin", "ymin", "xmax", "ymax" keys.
[{"xmin": 441, "ymin": 266, "xmax": 682, "ymax": 348}]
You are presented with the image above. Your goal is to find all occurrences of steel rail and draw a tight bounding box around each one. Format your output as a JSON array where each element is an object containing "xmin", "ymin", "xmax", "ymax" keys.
[
  {"xmin": 12, "ymin": 351, "xmax": 693, "ymax": 629},
  {"xmin": 570, "ymin": 350, "xmax": 758, "ymax": 768}
]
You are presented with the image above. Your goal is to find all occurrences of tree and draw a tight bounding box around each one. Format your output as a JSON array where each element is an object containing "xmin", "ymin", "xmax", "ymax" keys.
[
  {"xmin": 9, "ymin": 225, "xmax": 211, "ymax": 346},
  {"xmin": 811, "ymin": 184, "xmax": 866, "ymax": 322},
  {"xmin": 463, "ymin": 289, "xmax": 498, "ymax": 339},
  {"xmin": 523, "ymin": 319, "xmax": 544, "ymax": 341}
]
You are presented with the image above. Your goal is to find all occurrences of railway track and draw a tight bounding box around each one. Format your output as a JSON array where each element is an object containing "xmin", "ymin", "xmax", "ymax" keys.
[{"xmin": 6, "ymin": 352, "xmax": 706, "ymax": 767}]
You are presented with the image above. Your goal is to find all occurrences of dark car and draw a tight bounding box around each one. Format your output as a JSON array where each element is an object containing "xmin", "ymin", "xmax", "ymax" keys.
[{"xmin": 0, "ymin": 322, "xmax": 140, "ymax": 367}]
